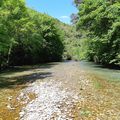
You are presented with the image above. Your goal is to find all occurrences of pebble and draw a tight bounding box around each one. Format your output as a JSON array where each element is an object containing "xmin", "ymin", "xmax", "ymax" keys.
[{"xmin": 19, "ymin": 79, "xmax": 80, "ymax": 120}]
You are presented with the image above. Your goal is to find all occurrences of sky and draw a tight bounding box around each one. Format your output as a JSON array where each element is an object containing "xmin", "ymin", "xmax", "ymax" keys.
[{"xmin": 26, "ymin": 0, "xmax": 78, "ymax": 24}]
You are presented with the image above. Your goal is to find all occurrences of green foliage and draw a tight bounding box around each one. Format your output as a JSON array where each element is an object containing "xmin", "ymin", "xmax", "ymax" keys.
[
  {"xmin": 75, "ymin": 0, "xmax": 120, "ymax": 65},
  {"xmin": 56, "ymin": 21, "xmax": 81, "ymax": 60},
  {"xmin": 0, "ymin": 0, "xmax": 64, "ymax": 68}
]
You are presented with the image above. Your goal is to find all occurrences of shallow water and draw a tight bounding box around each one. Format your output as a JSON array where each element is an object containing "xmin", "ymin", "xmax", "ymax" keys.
[
  {"xmin": 79, "ymin": 61, "xmax": 120, "ymax": 82},
  {"xmin": 0, "ymin": 62, "xmax": 120, "ymax": 120}
]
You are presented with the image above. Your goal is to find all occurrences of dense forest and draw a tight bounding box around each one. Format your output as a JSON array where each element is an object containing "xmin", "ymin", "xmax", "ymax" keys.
[
  {"xmin": 0, "ymin": 0, "xmax": 64, "ymax": 68},
  {"xmin": 57, "ymin": 22, "xmax": 81, "ymax": 60},
  {"xmin": 0, "ymin": 0, "xmax": 120, "ymax": 69},
  {"xmin": 74, "ymin": 0, "xmax": 120, "ymax": 66}
]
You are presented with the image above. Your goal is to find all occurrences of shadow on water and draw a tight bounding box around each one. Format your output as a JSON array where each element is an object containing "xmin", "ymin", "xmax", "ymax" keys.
[
  {"xmin": 80, "ymin": 61, "xmax": 120, "ymax": 70},
  {"xmin": 0, "ymin": 72, "xmax": 52, "ymax": 89},
  {"xmin": 0, "ymin": 63, "xmax": 57, "ymax": 74},
  {"xmin": 88, "ymin": 63, "xmax": 120, "ymax": 70},
  {"xmin": 0, "ymin": 63, "xmax": 57, "ymax": 89}
]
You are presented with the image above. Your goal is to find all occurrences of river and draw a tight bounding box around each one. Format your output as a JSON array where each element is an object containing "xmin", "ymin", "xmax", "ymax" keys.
[{"xmin": 0, "ymin": 61, "xmax": 120, "ymax": 120}]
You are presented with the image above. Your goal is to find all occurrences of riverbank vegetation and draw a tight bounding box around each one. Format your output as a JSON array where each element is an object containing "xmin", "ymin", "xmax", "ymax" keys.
[
  {"xmin": 0, "ymin": 0, "xmax": 64, "ymax": 69},
  {"xmin": 57, "ymin": 21, "xmax": 81, "ymax": 60},
  {"xmin": 73, "ymin": 0, "xmax": 120, "ymax": 66},
  {"xmin": 0, "ymin": 1, "xmax": 120, "ymax": 119},
  {"xmin": 0, "ymin": 0, "xmax": 120, "ymax": 70}
]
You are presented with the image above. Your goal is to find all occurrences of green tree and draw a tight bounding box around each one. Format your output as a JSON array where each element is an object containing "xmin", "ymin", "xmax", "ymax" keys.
[
  {"xmin": 0, "ymin": 0, "xmax": 64, "ymax": 68},
  {"xmin": 75, "ymin": 0, "xmax": 120, "ymax": 65}
]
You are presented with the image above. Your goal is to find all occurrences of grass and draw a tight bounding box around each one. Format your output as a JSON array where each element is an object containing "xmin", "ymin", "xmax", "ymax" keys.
[
  {"xmin": 80, "ymin": 108, "xmax": 91, "ymax": 117},
  {"xmin": 93, "ymin": 80, "xmax": 102, "ymax": 89}
]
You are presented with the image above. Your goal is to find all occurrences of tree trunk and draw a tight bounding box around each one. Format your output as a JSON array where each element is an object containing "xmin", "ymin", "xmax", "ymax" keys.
[{"xmin": 6, "ymin": 43, "xmax": 13, "ymax": 66}]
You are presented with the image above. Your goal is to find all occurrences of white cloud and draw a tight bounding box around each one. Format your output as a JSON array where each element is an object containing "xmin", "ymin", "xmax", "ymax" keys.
[{"xmin": 60, "ymin": 16, "xmax": 69, "ymax": 19}]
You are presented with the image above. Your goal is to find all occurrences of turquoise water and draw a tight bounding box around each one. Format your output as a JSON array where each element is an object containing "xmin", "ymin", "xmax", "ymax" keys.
[{"xmin": 79, "ymin": 61, "xmax": 120, "ymax": 82}]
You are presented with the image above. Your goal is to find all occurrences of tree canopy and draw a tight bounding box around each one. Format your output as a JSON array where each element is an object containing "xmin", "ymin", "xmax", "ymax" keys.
[
  {"xmin": 0, "ymin": 0, "xmax": 120, "ymax": 69},
  {"xmin": 0, "ymin": 0, "xmax": 64, "ymax": 68},
  {"xmin": 74, "ymin": 0, "xmax": 120, "ymax": 65}
]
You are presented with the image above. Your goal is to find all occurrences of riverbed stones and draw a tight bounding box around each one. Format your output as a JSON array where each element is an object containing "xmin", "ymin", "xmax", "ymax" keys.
[
  {"xmin": 18, "ymin": 62, "xmax": 120, "ymax": 120},
  {"xmin": 19, "ymin": 78, "xmax": 81, "ymax": 120}
]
